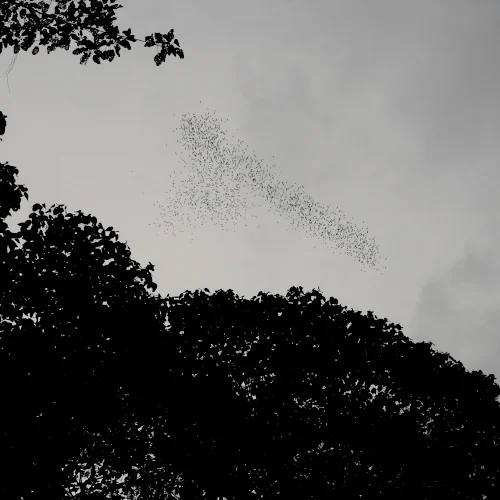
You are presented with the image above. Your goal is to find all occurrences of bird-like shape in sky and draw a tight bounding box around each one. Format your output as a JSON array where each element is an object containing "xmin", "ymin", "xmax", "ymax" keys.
[
  {"xmin": 155, "ymin": 108, "xmax": 387, "ymax": 273},
  {"xmin": 0, "ymin": 112, "xmax": 7, "ymax": 141}
]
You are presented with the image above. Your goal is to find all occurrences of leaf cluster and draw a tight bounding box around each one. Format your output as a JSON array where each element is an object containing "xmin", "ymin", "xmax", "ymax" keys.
[{"xmin": 0, "ymin": 0, "xmax": 184, "ymax": 65}]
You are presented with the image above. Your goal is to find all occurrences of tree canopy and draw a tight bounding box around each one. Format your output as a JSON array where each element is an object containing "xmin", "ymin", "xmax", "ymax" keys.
[
  {"xmin": 0, "ymin": 0, "xmax": 184, "ymax": 67},
  {"xmin": 0, "ymin": 160, "xmax": 170, "ymax": 498},
  {"xmin": 1, "ymin": 160, "xmax": 500, "ymax": 499},
  {"xmin": 108, "ymin": 286, "xmax": 500, "ymax": 500}
]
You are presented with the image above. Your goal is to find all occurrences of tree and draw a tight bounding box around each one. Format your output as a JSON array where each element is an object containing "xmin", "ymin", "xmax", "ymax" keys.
[
  {"xmin": 2, "ymin": 170, "xmax": 500, "ymax": 498},
  {"xmin": 0, "ymin": 160, "xmax": 171, "ymax": 499},
  {"xmin": 2, "ymin": 158, "xmax": 500, "ymax": 498},
  {"xmin": 0, "ymin": 0, "xmax": 184, "ymax": 68},
  {"xmin": 66, "ymin": 286, "xmax": 500, "ymax": 499}
]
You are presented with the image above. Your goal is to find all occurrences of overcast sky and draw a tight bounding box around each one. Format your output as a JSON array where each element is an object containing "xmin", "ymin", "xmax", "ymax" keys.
[{"xmin": 2, "ymin": 0, "xmax": 500, "ymax": 382}]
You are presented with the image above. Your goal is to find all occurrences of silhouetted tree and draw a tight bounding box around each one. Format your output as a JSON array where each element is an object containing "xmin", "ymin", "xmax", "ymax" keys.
[
  {"xmin": 65, "ymin": 286, "xmax": 500, "ymax": 499},
  {"xmin": 134, "ymin": 287, "xmax": 500, "ymax": 499},
  {"xmin": 2, "ymin": 162, "xmax": 500, "ymax": 499},
  {"xmin": 0, "ymin": 0, "xmax": 184, "ymax": 67},
  {"xmin": 0, "ymin": 161, "xmax": 170, "ymax": 499}
]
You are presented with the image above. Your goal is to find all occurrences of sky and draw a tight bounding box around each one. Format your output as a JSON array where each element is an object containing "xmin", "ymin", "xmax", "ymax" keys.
[{"xmin": 2, "ymin": 0, "xmax": 500, "ymax": 385}]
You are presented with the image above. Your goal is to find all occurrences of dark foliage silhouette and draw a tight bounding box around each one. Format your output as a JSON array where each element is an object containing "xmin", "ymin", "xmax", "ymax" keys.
[
  {"xmin": 2, "ymin": 163, "xmax": 500, "ymax": 499},
  {"xmin": 0, "ymin": 161, "xmax": 170, "ymax": 499},
  {"xmin": 0, "ymin": 111, "xmax": 6, "ymax": 141},
  {"xmin": 0, "ymin": 0, "xmax": 184, "ymax": 67},
  {"xmin": 117, "ymin": 287, "xmax": 500, "ymax": 500}
]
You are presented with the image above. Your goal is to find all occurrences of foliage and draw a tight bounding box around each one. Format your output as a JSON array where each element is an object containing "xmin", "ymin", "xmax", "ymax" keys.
[
  {"xmin": 0, "ymin": 111, "xmax": 6, "ymax": 140},
  {"xmin": 1, "ymin": 163, "xmax": 500, "ymax": 499},
  {"xmin": 66, "ymin": 287, "xmax": 500, "ymax": 499},
  {"xmin": 0, "ymin": 0, "xmax": 184, "ymax": 66},
  {"xmin": 0, "ymin": 161, "xmax": 169, "ymax": 499}
]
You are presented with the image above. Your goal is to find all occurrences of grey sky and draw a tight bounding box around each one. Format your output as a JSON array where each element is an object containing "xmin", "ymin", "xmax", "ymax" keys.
[{"xmin": 2, "ymin": 0, "xmax": 500, "ymax": 384}]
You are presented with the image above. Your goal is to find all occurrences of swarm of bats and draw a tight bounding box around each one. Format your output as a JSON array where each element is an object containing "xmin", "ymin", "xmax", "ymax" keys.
[{"xmin": 154, "ymin": 108, "xmax": 387, "ymax": 273}]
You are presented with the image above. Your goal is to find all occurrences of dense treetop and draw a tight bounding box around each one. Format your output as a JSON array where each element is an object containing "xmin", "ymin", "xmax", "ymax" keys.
[
  {"xmin": 1, "ymin": 160, "xmax": 500, "ymax": 498},
  {"xmin": 0, "ymin": 160, "xmax": 170, "ymax": 498}
]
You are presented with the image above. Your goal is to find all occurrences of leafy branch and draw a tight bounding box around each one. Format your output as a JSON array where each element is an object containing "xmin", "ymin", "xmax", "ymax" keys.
[{"xmin": 0, "ymin": 0, "xmax": 184, "ymax": 66}]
